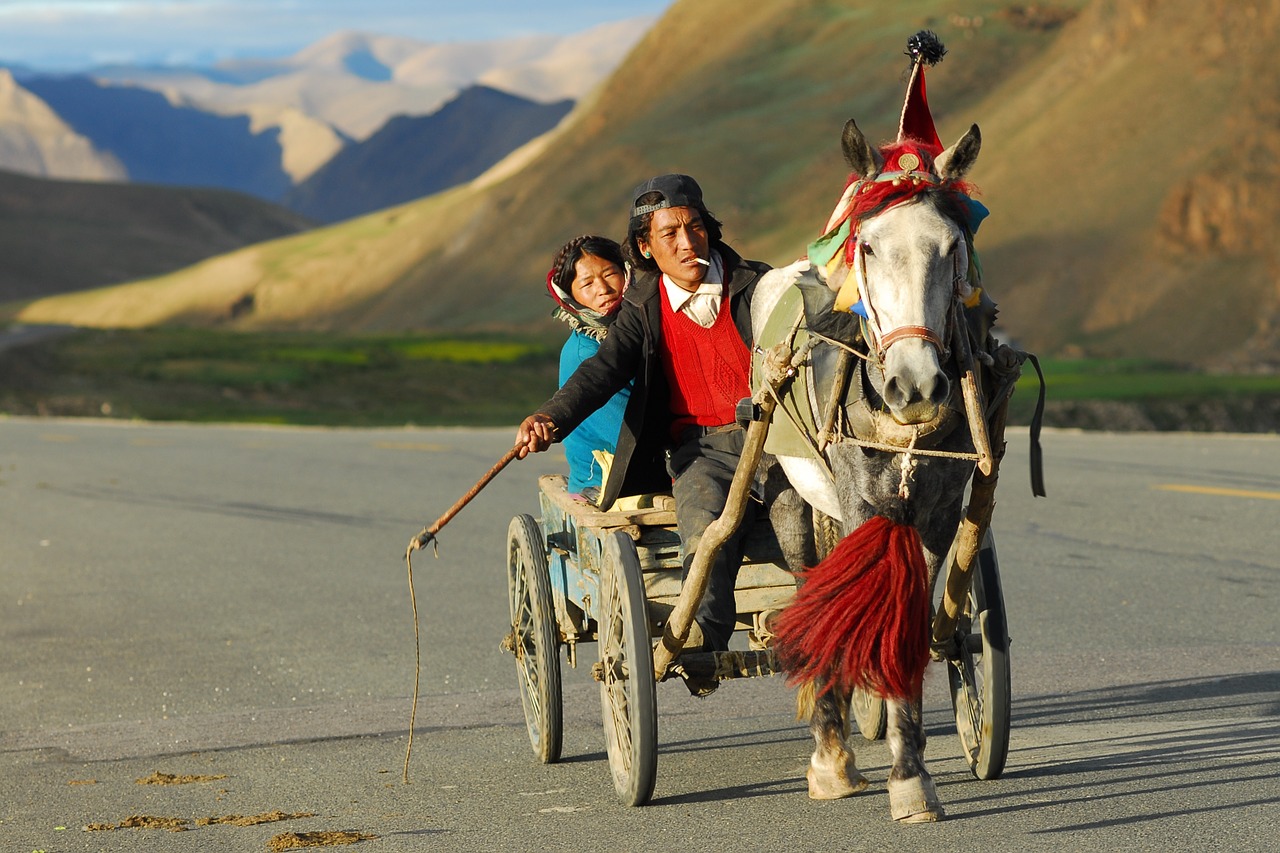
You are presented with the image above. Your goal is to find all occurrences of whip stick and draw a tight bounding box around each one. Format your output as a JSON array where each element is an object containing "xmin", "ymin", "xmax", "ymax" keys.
[{"xmin": 407, "ymin": 444, "xmax": 522, "ymax": 554}]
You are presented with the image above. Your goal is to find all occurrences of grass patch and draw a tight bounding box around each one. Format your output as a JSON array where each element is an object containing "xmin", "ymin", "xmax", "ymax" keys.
[
  {"xmin": 0, "ymin": 328, "xmax": 561, "ymax": 427},
  {"xmin": 1007, "ymin": 357, "xmax": 1280, "ymax": 429},
  {"xmin": 1, "ymin": 331, "xmax": 1275, "ymax": 431}
]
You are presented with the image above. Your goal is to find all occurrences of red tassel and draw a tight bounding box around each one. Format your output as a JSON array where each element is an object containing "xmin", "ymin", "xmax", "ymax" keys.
[{"xmin": 774, "ymin": 515, "xmax": 931, "ymax": 700}]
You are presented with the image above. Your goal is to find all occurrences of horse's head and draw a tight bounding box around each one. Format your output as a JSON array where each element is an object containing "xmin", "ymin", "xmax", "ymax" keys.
[{"xmin": 840, "ymin": 119, "xmax": 981, "ymax": 425}]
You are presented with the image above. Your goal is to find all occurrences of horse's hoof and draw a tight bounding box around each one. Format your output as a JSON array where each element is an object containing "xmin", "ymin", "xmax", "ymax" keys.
[
  {"xmin": 806, "ymin": 756, "xmax": 869, "ymax": 800},
  {"xmin": 888, "ymin": 775, "xmax": 944, "ymax": 822}
]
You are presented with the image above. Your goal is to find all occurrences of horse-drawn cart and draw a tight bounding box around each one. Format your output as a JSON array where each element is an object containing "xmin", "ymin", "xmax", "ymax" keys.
[
  {"xmin": 479, "ymin": 28, "xmax": 1044, "ymax": 818},
  {"xmin": 503, "ymin": 469, "xmax": 1013, "ymax": 806}
]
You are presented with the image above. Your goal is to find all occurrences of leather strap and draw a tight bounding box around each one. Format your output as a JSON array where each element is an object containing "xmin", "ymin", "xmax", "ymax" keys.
[{"xmin": 878, "ymin": 324, "xmax": 945, "ymax": 352}]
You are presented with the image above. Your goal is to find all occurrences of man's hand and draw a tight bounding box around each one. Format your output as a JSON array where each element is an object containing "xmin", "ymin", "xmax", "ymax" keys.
[{"xmin": 515, "ymin": 414, "xmax": 557, "ymax": 459}]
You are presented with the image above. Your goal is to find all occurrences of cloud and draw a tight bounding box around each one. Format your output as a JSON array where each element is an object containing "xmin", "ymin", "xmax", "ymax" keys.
[{"xmin": 0, "ymin": 0, "xmax": 671, "ymax": 70}]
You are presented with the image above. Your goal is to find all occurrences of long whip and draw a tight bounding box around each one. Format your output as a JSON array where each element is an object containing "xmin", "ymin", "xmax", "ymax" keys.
[{"xmin": 401, "ymin": 443, "xmax": 522, "ymax": 783}]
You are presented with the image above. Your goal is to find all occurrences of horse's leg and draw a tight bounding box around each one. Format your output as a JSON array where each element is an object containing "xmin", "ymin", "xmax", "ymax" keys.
[
  {"xmin": 805, "ymin": 685, "xmax": 869, "ymax": 799},
  {"xmin": 883, "ymin": 504, "xmax": 952, "ymax": 822},
  {"xmin": 761, "ymin": 455, "xmax": 818, "ymax": 573},
  {"xmin": 885, "ymin": 695, "xmax": 943, "ymax": 822}
]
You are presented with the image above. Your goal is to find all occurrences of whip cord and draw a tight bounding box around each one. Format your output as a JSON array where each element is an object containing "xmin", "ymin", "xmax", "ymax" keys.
[{"xmin": 402, "ymin": 541, "xmax": 431, "ymax": 784}]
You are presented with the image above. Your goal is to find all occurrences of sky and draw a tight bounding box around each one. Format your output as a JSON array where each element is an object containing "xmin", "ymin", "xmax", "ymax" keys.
[{"xmin": 0, "ymin": 0, "xmax": 675, "ymax": 70}]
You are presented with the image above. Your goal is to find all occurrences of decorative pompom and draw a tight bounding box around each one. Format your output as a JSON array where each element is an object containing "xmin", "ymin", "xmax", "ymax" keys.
[{"xmin": 905, "ymin": 30, "xmax": 947, "ymax": 67}]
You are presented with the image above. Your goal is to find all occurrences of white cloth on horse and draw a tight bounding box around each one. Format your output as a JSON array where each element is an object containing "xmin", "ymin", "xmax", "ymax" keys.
[{"xmin": 661, "ymin": 251, "xmax": 724, "ymax": 328}]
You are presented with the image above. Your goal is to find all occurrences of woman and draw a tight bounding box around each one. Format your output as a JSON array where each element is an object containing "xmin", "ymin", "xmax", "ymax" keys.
[{"xmin": 545, "ymin": 234, "xmax": 631, "ymax": 502}]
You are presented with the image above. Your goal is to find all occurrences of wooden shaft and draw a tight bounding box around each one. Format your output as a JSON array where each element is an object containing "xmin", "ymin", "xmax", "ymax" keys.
[
  {"xmin": 817, "ymin": 348, "xmax": 853, "ymax": 453},
  {"xmin": 954, "ymin": 310, "xmax": 994, "ymax": 476},
  {"xmin": 932, "ymin": 398, "xmax": 1009, "ymax": 646}
]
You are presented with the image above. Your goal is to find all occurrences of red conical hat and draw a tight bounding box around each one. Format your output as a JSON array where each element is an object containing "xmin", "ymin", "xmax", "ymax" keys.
[{"xmin": 897, "ymin": 31, "xmax": 947, "ymax": 157}]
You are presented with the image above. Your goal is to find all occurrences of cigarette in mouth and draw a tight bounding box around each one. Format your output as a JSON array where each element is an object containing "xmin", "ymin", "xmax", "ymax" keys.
[{"xmin": 693, "ymin": 257, "xmax": 710, "ymax": 266}]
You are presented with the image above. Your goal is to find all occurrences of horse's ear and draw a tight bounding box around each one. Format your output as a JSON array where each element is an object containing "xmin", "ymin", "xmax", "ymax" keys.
[
  {"xmin": 842, "ymin": 119, "xmax": 883, "ymax": 179},
  {"xmin": 935, "ymin": 124, "xmax": 981, "ymax": 181}
]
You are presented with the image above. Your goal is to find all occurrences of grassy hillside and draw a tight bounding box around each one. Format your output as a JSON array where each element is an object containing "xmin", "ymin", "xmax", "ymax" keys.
[
  {"xmin": 7, "ymin": 0, "xmax": 1278, "ymax": 371},
  {"xmin": 0, "ymin": 169, "xmax": 312, "ymax": 302}
]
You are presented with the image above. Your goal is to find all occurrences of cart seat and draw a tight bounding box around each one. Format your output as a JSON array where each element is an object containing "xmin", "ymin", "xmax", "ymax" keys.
[{"xmin": 537, "ymin": 474, "xmax": 796, "ymax": 640}]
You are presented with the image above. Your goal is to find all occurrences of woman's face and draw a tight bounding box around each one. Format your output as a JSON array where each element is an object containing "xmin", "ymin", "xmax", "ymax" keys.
[{"xmin": 569, "ymin": 253, "xmax": 624, "ymax": 314}]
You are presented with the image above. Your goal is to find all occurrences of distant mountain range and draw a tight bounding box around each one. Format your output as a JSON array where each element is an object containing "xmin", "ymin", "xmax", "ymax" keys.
[
  {"xmin": 285, "ymin": 86, "xmax": 572, "ymax": 223},
  {"xmin": 0, "ymin": 19, "xmax": 649, "ymax": 217},
  {"xmin": 0, "ymin": 18, "xmax": 647, "ymax": 298}
]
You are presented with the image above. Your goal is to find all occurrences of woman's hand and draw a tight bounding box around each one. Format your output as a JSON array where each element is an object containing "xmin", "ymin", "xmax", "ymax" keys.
[{"xmin": 515, "ymin": 414, "xmax": 557, "ymax": 458}]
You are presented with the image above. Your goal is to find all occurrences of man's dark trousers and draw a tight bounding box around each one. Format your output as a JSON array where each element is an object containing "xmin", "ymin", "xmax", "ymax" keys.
[{"xmin": 668, "ymin": 425, "xmax": 757, "ymax": 652}]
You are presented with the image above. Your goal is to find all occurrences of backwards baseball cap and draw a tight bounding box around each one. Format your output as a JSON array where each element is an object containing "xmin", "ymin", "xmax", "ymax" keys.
[{"xmin": 629, "ymin": 173, "xmax": 704, "ymax": 220}]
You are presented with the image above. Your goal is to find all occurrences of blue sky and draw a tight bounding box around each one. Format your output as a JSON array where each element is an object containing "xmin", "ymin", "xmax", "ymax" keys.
[{"xmin": 0, "ymin": 0, "xmax": 675, "ymax": 70}]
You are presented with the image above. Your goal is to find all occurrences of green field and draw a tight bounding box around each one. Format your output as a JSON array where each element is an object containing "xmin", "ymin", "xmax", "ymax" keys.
[
  {"xmin": 0, "ymin": 328, "xmax": 561, "ymax": 427},
  {"xmin": 1007, "ymin": 357, "xmax": 1280, "ymax": 431},
  {"xmin": 1, "ymin": 330, "xmax": 1276, "ymax": 431}
]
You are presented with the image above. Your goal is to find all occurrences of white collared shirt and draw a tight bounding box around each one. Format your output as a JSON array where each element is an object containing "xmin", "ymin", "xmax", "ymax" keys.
[{"xmin": 661, "ymin": 251, "xmax": 724, "ymax": 328}]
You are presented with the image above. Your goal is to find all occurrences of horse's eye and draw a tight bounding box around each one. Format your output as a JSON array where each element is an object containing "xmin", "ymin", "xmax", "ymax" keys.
[{"xmin": 860, "ymin": 241, "xmax": 874, "ymax": 257}]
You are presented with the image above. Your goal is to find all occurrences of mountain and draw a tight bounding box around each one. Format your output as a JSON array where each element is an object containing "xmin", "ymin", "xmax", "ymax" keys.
[
  {"xmin": 86, "ymin": 20, "xmax": 653, "ymax": 141},
  {"xmin": 0, "ymin": 20, "xmax": 649, "ymax": 212},
  {"xmin": 0, "ymin": 69, "xmax": 124, "ymax": 181},
  {"xmin": 0, "ymin": 169, "xmax": 311, "ymax": 302},
  {"xmin": 21, "ymin": 74, "xmax": 294, "ymax": 201},
  {"xmin": 286, "ymin": 86, "xmax": 573, "ymax": 223},
  {"xmin": 9, "ymin": 0, "xmax": 1277, "ymax": 369}
]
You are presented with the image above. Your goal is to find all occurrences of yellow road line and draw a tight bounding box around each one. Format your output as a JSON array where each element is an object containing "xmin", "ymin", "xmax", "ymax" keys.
[{"xmin": 1155, "ymin": 484, "xmax": 1280, "ymax": 501}]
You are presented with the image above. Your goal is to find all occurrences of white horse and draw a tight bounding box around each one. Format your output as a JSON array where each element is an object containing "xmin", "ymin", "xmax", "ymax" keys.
[{"xmin": 753, "ymin": 117, "xmax": 984, "ymax": 822}]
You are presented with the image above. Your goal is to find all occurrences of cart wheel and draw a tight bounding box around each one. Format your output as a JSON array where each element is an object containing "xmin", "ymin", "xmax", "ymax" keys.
[
  {"xmin": 946, "ymin": 530, "xmax": 1011, "ymax": 780},
  {"xmin": 507, "ymin": 514, "xmax": 563, "ymax": 764},
  {"xmin": 598, "ymin": 531, "xmax": 658, "ymax": 806},
  {"xmin": 850, "ymin": 687, "xmax": 887, "ymax": 741}
]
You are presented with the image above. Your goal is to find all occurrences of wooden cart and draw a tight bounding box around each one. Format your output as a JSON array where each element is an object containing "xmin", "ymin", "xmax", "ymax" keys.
[{"xmin": 503, "ymin": 473, "xmax": 1011, "ymax": 805}]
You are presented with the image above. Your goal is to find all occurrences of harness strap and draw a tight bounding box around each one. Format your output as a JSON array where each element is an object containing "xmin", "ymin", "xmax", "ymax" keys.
[
  {"xmin": 1026, "ymin": 353, "xmax": 1047, "ymax": 498},
  {"xmin": 878, "ymin": 324, "xmax": 946, "ymax": 352}
]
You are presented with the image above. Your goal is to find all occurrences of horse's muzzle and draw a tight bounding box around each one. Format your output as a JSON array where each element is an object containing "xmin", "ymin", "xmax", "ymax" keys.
[{"xmin": 883, "ymin": 360, "xmax": 951, "ymax": 426}]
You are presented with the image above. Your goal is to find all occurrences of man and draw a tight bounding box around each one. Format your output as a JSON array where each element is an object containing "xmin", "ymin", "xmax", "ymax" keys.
[{"xmin": 517, "ymin": 174, "xmax": 771, "ymax": 660}]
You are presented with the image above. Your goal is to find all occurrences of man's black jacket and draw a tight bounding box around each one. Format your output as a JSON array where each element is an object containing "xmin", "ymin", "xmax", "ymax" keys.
[{"xmin": 537, "ymin": 243, "xmax": 772, "ymax": 509}]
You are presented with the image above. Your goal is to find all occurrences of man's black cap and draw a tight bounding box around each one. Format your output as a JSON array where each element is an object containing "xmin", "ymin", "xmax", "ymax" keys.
[{"xmin": 630, "ymin": 173, "xmax": 704, "ymax": 220}]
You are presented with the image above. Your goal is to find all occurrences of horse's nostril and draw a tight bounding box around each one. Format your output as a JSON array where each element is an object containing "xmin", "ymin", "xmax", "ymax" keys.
[
  {"xmin": 929, "ymin": 375, "xmax": 950, "ymax": 405},
  {"xmin": 884, "ymin": 377, "xmax": 905, "ymax": 407}
]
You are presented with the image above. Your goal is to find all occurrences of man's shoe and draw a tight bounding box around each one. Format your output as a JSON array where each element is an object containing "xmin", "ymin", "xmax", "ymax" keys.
[{"xmin": 680, "ymin": 669, "xmax": 719, "ymax": 698}]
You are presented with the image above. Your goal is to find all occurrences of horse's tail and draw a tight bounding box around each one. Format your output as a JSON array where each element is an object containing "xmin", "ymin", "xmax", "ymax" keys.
[{"xmin": 775, "ymin": 515, "xmax": 931, "ymax": 700}]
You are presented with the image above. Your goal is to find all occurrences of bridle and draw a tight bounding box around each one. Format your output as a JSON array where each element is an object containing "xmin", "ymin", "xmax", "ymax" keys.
[
  {"xmin": 769, "ymin": 163, "xmax": 988, "ymax": 490},
  {"xmin": 850, "ymin": 237, "xmax": 968, "ymax": 367}
]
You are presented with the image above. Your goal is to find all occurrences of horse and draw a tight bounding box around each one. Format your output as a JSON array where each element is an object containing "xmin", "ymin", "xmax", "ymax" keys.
[{"xmin": 750, "ymin": 117, "xmax": 992, "ymax": 823}]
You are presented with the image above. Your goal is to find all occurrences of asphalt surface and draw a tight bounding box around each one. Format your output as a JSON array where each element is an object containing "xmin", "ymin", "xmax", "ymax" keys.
[{"xmin": 0, "ymin": 417, "xmax": 1276, "ymax": 852}]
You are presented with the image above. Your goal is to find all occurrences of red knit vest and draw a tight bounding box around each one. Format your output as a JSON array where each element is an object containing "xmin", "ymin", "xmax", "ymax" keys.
[{"xmin": 657, "ymin": 284, "xmax": 751, "ymax": 440}]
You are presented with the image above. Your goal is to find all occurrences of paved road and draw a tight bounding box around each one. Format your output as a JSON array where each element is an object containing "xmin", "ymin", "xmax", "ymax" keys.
[{"xmin": 0, "ymin": 418, "xmax": 1276, "ymax": 851}]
